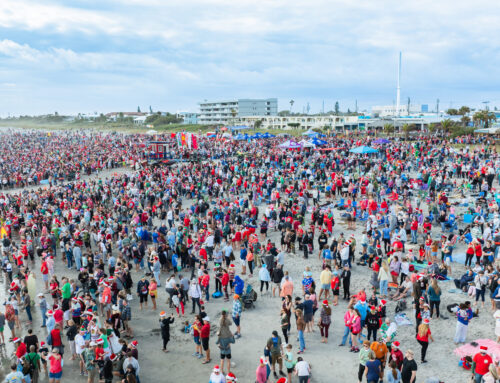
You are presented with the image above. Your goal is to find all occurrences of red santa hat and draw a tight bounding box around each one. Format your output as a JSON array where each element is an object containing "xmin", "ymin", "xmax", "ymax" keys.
[
  {"xmin": 322, "ymin": 300, "xmax": 329, "ymax": 306},
  {"xmin": 380, "ymin": 299, "xmax": 387, "ymax": 306},
  {"xmin": 110, "ymin": 353, "xmax": 118, "ymax": 361},
  {"xmin": 96, "ymin": 338, "xmax": 104, "ymax": 345},
  {"xmin": 392, "ymin": 341, "xmax": 400, "ymax": 348},
  {"xmin": 12, "ymin": 337, "xmax": 20, "ymax": 343},
  {"xmin": 130, "ymin": 340, "xmax": 138, "ymax": 348},
  {"xmin": 480, "ymin": 346, "xmax": 488, "ymax": 352},
  {"xmin": 226, "ymin": 372, "xmax": 237, "ymax": 381},
  {"xmin": 213, "ymin": 365, "xmax": 220, "ymax": 372},
  {"xmin": 423, "ymin": 318, "xmax": 430, "ymax": 324}
]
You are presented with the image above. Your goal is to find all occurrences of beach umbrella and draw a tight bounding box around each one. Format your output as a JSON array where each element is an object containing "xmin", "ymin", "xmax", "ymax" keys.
[{"xmin": 349, "ymin": 145, "xmax": 379, "ymax": 154}]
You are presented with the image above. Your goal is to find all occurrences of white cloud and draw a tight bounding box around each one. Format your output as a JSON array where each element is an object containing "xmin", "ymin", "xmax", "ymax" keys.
[{"xmin": 0, "ymin": 39, "xmax": 198, "ymax": 80}]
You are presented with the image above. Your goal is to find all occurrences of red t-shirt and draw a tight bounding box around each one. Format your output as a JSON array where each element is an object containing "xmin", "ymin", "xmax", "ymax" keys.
[
  {"xmin": 54, "ymin": 309, "xmax": 63, "ymax": 323},
  {"xmin": 16, "ymin": 342, "xmax": 27, "ymax": 358},
  {"xmin": 473, "ymin": 352, "xmax": 492, "ymax": 375},
  {"xmin": 416, "ymin": 328, "xmax": 431, "ymax": 342},
  {"xmin": 50, "ymin": 329, "xmax": 62, "ymax": 347},
  {"xmin": 200, "ymin": 323, "xmax": 210, "ymax": 338}
]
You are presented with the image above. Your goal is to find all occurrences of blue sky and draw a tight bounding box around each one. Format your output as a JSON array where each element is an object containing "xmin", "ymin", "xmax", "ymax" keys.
[{"xmin": 0, "ymin": 0, "xmax": 499, "ymax": 116}]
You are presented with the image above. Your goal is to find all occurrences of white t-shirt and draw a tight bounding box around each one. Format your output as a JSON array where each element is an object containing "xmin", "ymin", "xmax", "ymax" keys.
[
  {"xmin": 295, "ymin": 360, "xmax": 310, "ymax": 376},
  {"xmin": 75, "ymin": 334, "xmax": 86, "ymax": 354}
]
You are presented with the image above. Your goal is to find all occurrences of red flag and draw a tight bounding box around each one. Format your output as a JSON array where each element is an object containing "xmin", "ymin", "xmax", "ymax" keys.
[{"xmin": 192, "ymin": 135, "xmax": 198, "ymax": 149}]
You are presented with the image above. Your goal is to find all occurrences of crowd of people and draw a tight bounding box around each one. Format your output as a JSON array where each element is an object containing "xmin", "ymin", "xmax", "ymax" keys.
[{"xmin": 0, "ymin": 129, "xmax": 499, "ymax": 383}]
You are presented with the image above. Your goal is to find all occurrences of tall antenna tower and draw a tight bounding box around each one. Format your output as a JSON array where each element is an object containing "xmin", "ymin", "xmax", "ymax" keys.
[{"xmin": 396, "ymin": 52, "xmax": 401, "ymax": 117}]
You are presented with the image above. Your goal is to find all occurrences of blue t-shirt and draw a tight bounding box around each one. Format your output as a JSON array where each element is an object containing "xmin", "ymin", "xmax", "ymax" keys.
[
  {"xmin": 240, "ymin": 248, "xmax": 247, "ymax": 261},
  {"xmin": 366, "ymin": 359, "xmax": 381, "ymax": 382}
]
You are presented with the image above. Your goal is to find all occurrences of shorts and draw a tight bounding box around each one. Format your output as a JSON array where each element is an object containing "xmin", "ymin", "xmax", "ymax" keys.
[
  {"xmin": 0, "ymin": 326, "xmax": 3, "ymax": 332},
  {"xmin": 194, "ymin": 336, "xmax": 201, "ymax": 345},
  {"xmin": 333, "ymin": 289, "xmax": 340, "ymax": 296},
  {"xmin": 139, "ymin": 294, "xmax": 148, "ymax": 303},
  {"xmin": 201, "ymin": 337, "xmax": 209, "ymax": 351},
  {"xmin": 232, "ymin": 316, "xmax": 240, "ymax": 326},
  {"xmin": 271, "ymin": 354, "xmax": 282, "ymax": 366},
  {"xmin": 321, "ymin": 284, "xmax": 330, "ymax": 290},
  {"xmin": 304, "ymin": 313, "xmax": 313, "ymax": 323},
  {"xmin": 49, "ymin": 371, "xmax": 63, "ymax": 379},
  {"xmin": 221, "ymin": 353, "xmax": 231, "ymax": 359},
  {"xmin": 7, "ymin": 321, "xmax": 14, "ymax": 330},
  {"xmin": 287, "ymin": 367, "xmax": 294, "ymax": 373}
]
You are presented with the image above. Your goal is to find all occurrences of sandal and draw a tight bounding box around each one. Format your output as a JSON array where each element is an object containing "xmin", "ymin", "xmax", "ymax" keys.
[{"xmin": 202, "ymin": 359, "xmax": 211, "ymax": 364}]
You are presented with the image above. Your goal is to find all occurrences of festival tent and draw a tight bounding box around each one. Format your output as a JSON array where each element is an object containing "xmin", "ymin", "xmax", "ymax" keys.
[
  {"xmin": 349, "ymin": 145, "xmax": 379, "ymax": 154},
  {"xmin": 229, "ymin": 125, "xmax": 252, "ymax": 131},
  {"xmin": 261, "ymin": 132, "xmax": 275, "ymax": 138},
  {"xmin": 278, "ymin": 140, "xmax": 303, "ymax": 149},
  {"xmin": 302, "ymin": 130, "xmax": 326, "ymax": 138},
  {"xmin": 373, "ymin": 138, "xmax": 391, "ymax": 144},
  {"xmin": 310, "ymin": 138, "xmax": 328, "ymax": 146},
  {"xmin": 221, "ymin": 132, "xmax": 232, "ymax": 138},
  {"xmin": 234, "ymin": 134, "xmax": 249, "ymax": 140},
  {"xmin": 298, "ymin": 139, "xmax": 316, "ymax": 148},
  {"xmin": 146, "ymin": 129, "xmax": 158, "ymax": 135}
]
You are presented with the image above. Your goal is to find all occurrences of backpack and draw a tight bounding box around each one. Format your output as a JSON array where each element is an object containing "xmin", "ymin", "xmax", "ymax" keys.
[
  {"xmin": 24, "ymin": 354, "xmax": 36, "ymax": 376},
  {"xmin": 5, "ymin": 305, "xmax": 15, "ymax": 322},
  {"xmin": 395, "ymin": 300, "xmax": 407, "ymax": 313}
]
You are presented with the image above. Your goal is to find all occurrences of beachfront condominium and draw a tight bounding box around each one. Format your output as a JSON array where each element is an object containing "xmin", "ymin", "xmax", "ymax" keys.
[{"xmin": 198, "ymin": 98, "xmax": 278, "ymax": 125}]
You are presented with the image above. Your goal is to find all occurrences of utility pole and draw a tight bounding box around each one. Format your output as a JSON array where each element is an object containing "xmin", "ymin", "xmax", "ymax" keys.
[
  {"xmin": 407, "ymin": 97, "xmax": 410, "ymax": 116},
  {"xmin": 482, "ymin": 101, "xmax": 490, "ymax": 111},
  {"xmin": 396, "ymin": 52, "xmax": 401, "ymax": 117},
  {"xmin": 355, "ymin": 99, "xmax": 358, "ymax": 114},
  {"xmin": 436, "ymin": 99, "xmax": 440, "ymax": 115}
]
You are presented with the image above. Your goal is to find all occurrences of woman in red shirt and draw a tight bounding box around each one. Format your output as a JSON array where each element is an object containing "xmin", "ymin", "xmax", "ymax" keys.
[
  {"xmin": 48, "ymin": 348, "xmax": 63, "ymax": 382},
  {"xmin": 416, "ymin": 318, "xmax": 434, "ymax": 363}
]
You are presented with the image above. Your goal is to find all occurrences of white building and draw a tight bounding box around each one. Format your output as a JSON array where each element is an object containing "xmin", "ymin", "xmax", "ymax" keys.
[
  {"xmin": 198, "ymin": 98, "xmax": 277, "ymax": 125},
  {"xmin": 240, "ymin": 115, "xmax": 359, "ymax": 131},
  {"xmin": 371, "ymin": 104, "xmax": 424, "ymax": 117}
]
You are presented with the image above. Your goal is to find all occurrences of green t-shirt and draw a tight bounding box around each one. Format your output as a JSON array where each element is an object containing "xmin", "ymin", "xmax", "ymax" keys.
[
  {"xmin": 26, "ymin": 352, "xmax": 41, "ymax": 369},
  {"xmin": 100, "ymin": 335, "xmax": 109, "ymax": 349},
  {"xmin": 83, "ymin": 348, "xmax": 95, "ymax": 370},
  {"xmin": 61, "ymin": 283, "xmax": 72, "ymax": 300},
  {"xmin": 284, "ymin": 351, "xmax": 294, "ymax": 369}
]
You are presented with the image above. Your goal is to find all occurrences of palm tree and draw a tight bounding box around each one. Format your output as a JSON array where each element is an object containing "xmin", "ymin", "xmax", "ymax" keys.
[
  {"xmin": 383, "ymin": 123, "xmax": 394, "ymax": 135},
  {"xmin": 289, "ymin": 100, "xmax": 294, "ymax": 114},
  {"xmin": 440, "ymin": 118, "xmax": 454, "ymax": 133},
  {"xmin": 461, "ymin": 115, "xmax": 471, "ymax": 127}
]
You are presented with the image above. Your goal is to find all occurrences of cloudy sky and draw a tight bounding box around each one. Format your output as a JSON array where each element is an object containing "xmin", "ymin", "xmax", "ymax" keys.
[{"xmin": 0, "ymin": 0, "xmax": 499, "ymax": 116}]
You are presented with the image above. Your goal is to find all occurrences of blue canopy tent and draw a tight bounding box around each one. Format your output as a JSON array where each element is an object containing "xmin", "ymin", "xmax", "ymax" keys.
[
  {"xmin": 302, "ymin": 130, "xmax": 326, "ymax": 138},
  {"xmin": 310, "ymin": 138, "xmax": 328, "ymax": 146},
  {"xmin": 262, "ymin": 132, "xmax": 275, "ymax": 138},
  {"xmin": 229, "ymin": 125, "xmax": 252, "ymax": 131},
  {"xmin": 234, "ymin": 133, "xmax": 249, "ymax": 140},
  {"xmin": 349, "ymin": 145, "xmax": 379, "ymax": 154}
]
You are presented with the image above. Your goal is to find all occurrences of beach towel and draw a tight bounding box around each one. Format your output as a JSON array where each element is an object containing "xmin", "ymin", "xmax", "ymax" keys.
[
  {"xmin": 394, "ymin": 313, "xmax": 412, "ymax": 326},
  {"xmin": 454, "ymin": 339, "xmax": 500, "ymax": 362}
]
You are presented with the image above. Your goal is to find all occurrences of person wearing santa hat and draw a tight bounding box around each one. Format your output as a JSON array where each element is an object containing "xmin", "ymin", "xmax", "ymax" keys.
[
  {"xmin": 209, "ymin": 364, "xmax": 226, "ymax": 383},
  {"xmin": 226, "ymin": 371, "xmax": 237, "ymax": 382},
  {"xmin": 472, "ymin": 346, "xmax": 493, "ymax": 383},
  {"xmin": 416, "ymin": 318, "xmax": 433, "ymax": 363},
  {"xmin": 390, "ymin": 341, "xmax": 404, "ymax": 370}
]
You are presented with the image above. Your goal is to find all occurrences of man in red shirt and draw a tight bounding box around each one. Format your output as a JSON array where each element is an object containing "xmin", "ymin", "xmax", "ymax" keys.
[
  {"xmin": 200, "ymin": 317, "xmax": 211, "ymax": 364},
  {"xmin": 472, "ymin": 346, "xmax": 492, "ymax": 383}
]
